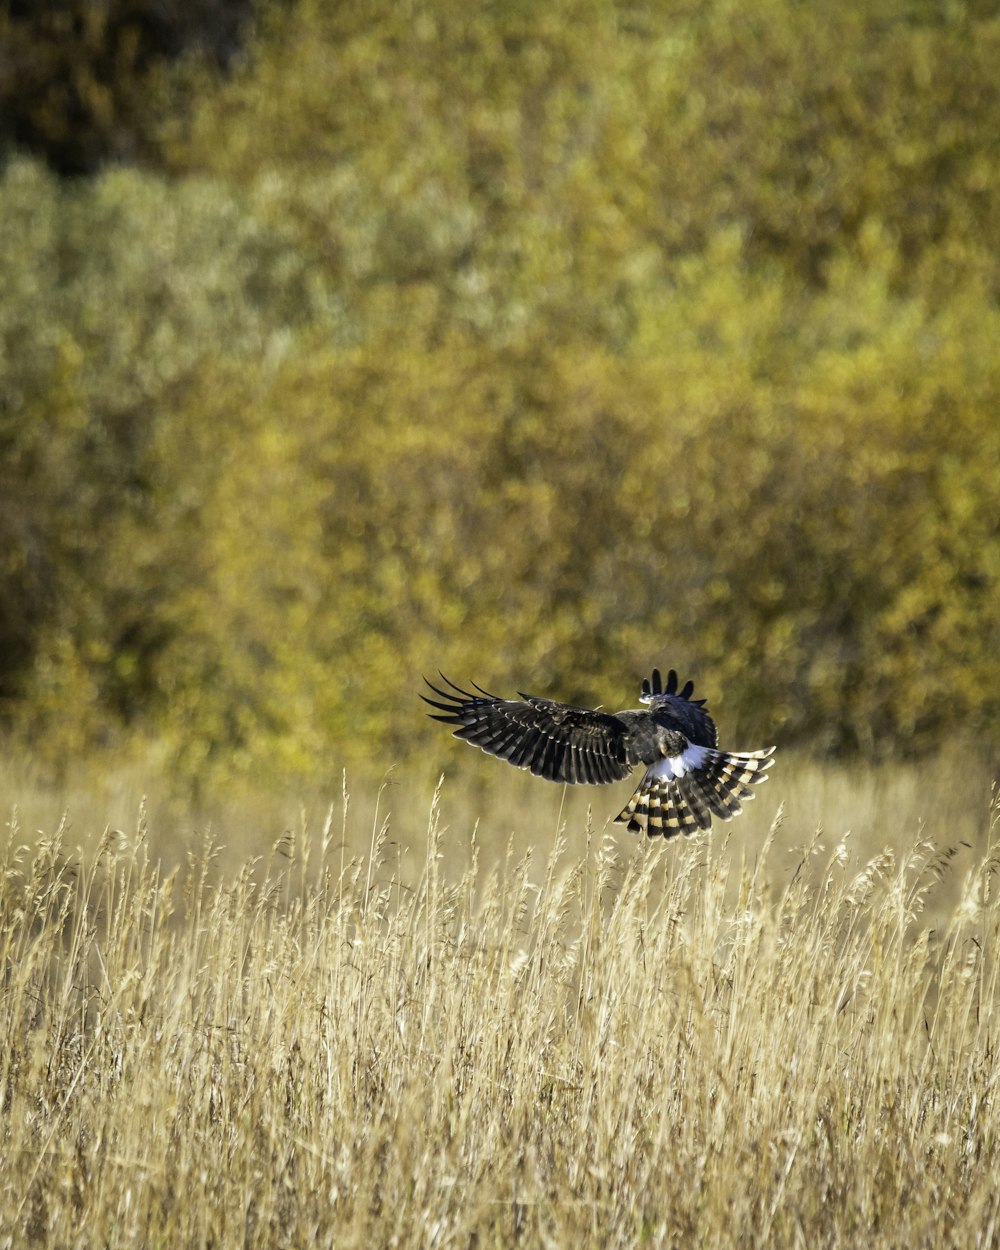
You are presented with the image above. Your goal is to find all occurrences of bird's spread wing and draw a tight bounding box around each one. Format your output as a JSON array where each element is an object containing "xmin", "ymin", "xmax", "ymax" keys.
[{"xmin": 422, "ymin": 675, "xmax": 635, "ymax": 784}]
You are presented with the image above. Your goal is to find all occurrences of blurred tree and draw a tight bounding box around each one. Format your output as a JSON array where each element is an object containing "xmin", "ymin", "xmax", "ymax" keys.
[
  {"xmin": 0, "ymin": 0, "xmax": 258, "ymax": 173},
  {"xmin": 0, "ymin": 157, "xmax": 339, "ymax": 740},
  {"xmin": 2, "ymin": 0, "xmax": 999, "ymax": 782}
]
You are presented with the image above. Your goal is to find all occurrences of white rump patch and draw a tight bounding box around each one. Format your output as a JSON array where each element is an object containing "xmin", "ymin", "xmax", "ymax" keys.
[{"xmin": 649, "ymin": 743, "xmax": 711, "ymax": 780}]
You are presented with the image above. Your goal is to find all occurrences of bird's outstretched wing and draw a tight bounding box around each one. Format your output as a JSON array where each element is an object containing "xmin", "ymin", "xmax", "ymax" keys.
[{"xmin": 422, "ymin": 675, "xmax": 636, "ymax": 785}]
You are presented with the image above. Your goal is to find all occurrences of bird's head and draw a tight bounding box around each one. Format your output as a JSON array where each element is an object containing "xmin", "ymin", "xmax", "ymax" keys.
[{"xmin": 639, "ymin": 668, "xmax": 664, "ymax": 705}]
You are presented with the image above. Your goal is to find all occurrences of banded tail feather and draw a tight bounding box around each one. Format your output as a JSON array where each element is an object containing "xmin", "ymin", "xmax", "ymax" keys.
[{"xmin": 614, "ymin": 746, "xmax": 775, "ymax": 838}]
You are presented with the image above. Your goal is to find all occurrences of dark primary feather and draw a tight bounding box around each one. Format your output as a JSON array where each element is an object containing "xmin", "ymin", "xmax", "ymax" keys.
[
  {"xmin": 642, "ymin": 667, "xmax": 700, "ymax": 702},
  {"xmin": 643, "ymin": 667, "xmax": 718, "ymax": 750}
]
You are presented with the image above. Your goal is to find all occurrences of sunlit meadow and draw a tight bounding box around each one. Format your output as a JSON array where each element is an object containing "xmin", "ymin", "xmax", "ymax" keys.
[{"xmin": 2, "ymin": 752, "xmax": 998, "ymax": 1248}]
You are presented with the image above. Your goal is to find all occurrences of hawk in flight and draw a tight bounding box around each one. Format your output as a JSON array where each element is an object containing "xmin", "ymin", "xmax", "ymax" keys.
[{"xmin": 423, "ymin": 667, "xmax": 775, "ymax": 838}]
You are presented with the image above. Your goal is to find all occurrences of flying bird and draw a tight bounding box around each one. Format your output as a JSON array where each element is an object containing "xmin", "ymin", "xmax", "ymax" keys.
[{"xmin": 422, "ymin": 667, "xmax": 775, "ymax": 838}]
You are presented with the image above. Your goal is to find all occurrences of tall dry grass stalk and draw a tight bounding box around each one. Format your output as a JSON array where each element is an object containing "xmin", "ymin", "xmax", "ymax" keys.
[{"xmin": 1, "ymin": 782, "xmax": 998, "ymax": 1248}]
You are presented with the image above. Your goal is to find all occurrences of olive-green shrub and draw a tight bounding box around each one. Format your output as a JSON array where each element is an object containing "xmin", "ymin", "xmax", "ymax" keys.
[{"xmin": 3, "ymin": 0, "xmax": 998, "ymax": 784}]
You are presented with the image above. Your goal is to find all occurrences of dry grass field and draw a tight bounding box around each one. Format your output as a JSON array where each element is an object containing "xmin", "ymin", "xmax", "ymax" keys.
[{"xmin": 2, "ymin": 755, "xmax": 999, "ymax": 1248}]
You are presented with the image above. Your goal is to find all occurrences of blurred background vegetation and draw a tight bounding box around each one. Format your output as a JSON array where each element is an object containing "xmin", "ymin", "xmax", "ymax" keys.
[{"xmin": 2, "ymin": 0, "xmax": 999, "ymax": 798}]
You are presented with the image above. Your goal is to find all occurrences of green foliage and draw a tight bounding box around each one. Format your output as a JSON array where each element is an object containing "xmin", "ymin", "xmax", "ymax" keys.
[
  {"xmin": 0, "ymin": 0, "xmax": 256, "ymax": 174},
  {"xmin": 2, "ymin": 0, "xmax": 1000, "ymax": 783},
  {"xmin": 0, "ymin": 157, "xmax": 340, "ymax": 751}
]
